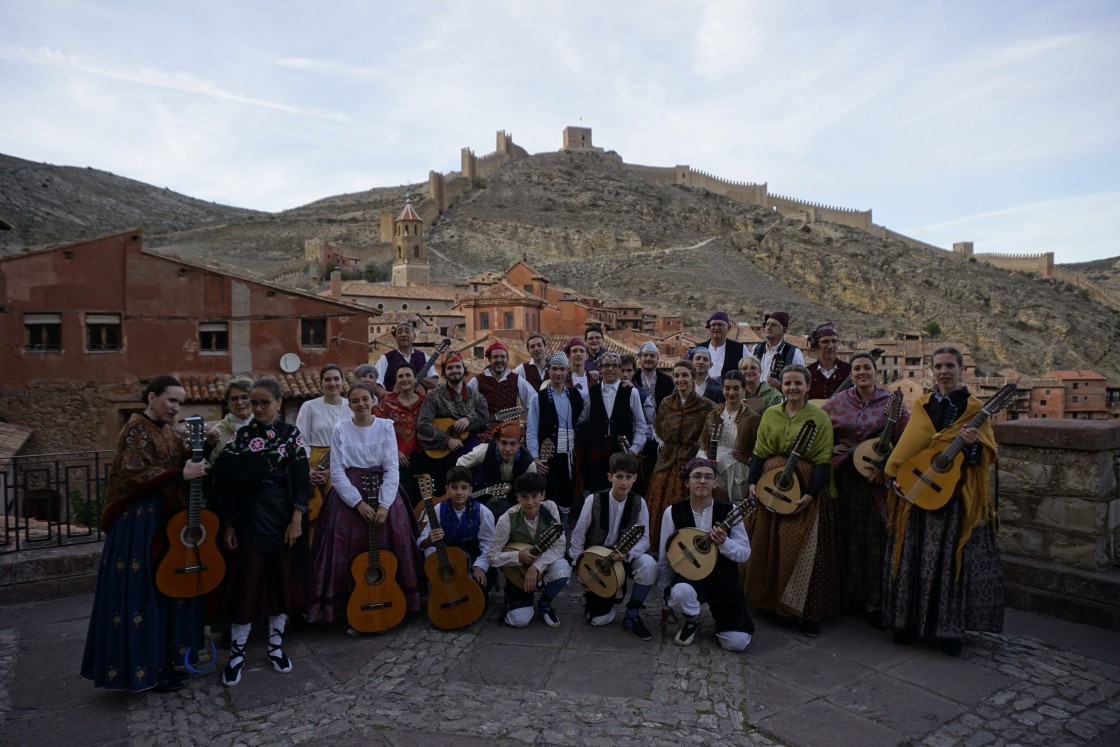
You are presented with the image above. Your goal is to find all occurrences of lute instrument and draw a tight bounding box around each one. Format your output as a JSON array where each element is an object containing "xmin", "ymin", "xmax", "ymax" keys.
[
  {"xmin": 754, "ymin": 421, "xmax": 818, "ymax": 515},
  {"xmin": 416, "ymin": 474, "xmax": 487, "ymax": 630},
  {"xmin": 501, "ymin": 522, "xmax": 565, "ymax": 586},
  {"xmin": 666, "ymin": 498, "xmax": 759, "ymax": 581},
  {"xmin": 895, "ymin": 384, "xmax": 1015, "ymax": 511},
  {"xmin": 156, "ymin": 415, "xmax": 226, "ymax": 598},
  {"xmin": 415, "ymin": 482, "xmax": 511, "ymax": 525},
  {"xmin": 346, "ymin": 473, "xmax": 406, "ymax": 633},
  {"xmin": 851, "ymin": 389, "xmax": 904, "ymax": 481},
  {"xmin": 424, "ymin": 406, "xmax": 524, "ymax": 460},
  {"xmin": 575, "ymin": 523, "xmax": 645, "ymax": 598}
]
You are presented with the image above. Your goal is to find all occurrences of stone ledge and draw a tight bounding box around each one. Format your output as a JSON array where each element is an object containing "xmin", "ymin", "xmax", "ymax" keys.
[
  {"xmin": 995, "ymin": 419, "xmax": 1120, "ymax": 451},
  {"xmin": 1003, "ymin": 554, "xmax": 1120, "ymax": 630},
  {"xmin": 0, "ymin": 544, "xmax": 102, "ymax": 606}
]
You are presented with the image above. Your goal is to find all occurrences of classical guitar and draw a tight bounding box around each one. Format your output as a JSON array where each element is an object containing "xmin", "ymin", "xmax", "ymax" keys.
[
  {"xmin": 414, "ymin": 482, "xmax": 511, "ymax": 525},
  {"xmin": 424, "ymin": 406, "xmax": 524, "ymax": 460},
  {"xmin": 706, "ymin": 419, "xmax": 723, "ymax": 460},
  {"xmin": 346, "ymin": 473, "xmax": 406, "ymax": 634},
  {"xmin": 576, "ymin": 524, "xmax": 645, "ymax": 599},
  {"xmin": 416, "ymin": 474, "xmax": 487, "ymax": 630},
  {"xmin": 895, "ymin": 384, "xmax": 1016, "ymax": 511},
  {"xmin": 851, "ymin": 389, "xmax": 904, "ymax": 481},
  {"xmin": 501, "ymin": 522, "xmax": 565, "ymax": 586},
  {"xmin": 414, "ymin": 338, "xmax": 453, "ymax": 383},
  {"xmin": 808, "ymin": 347, "xmax": 885, "ymax": 408},
  {"xmin": 156, "ymin": 415, "xmax": 226, "ymax": 598},
  {"xmin": 666, "ymin": 498, "xmax": 759, "ymax": 581},
  {"xmin": 754, "ymin": 421, "xmax": 818, "ymax": 515}
]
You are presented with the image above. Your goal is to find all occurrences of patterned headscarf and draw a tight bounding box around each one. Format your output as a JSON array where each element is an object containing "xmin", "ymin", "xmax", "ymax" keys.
[{"xmin": 546, "ymin": 352, "xmax": 569, "ymax": 369}]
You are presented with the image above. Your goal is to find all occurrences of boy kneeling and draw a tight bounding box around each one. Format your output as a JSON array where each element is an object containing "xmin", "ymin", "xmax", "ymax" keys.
[
  {"xmin": 569, "ymin": 452, "xmax": 656, "ymax": 640},
  {"xmin": 485, "ymin": 473, "xmax": 569, "ymax": 627},
  {"xmin": 657, "ymin": 457, "xmax": 754, "ymax": 651},
  {"xmin": 417, "ymin": 466, "xmax": 496, "ymax": 592}
]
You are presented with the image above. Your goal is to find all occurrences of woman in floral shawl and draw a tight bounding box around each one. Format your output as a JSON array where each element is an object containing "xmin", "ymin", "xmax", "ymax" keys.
[
  {"xmin": 645, "ymin": 359, "xmax": 715, "ymax": 548},
  {"xmin": 81, "ymin": 375, "xmax": 208, "ymax": 693},
  {"xmin": 212, "ymin": 377, "xmax": 311, "ymax": 687}
]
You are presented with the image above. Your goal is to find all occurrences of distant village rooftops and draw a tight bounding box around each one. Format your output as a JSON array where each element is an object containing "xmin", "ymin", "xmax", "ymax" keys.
[{"xmin": 331, "ymin": 280, "xmax": 458, "ymax": 301}]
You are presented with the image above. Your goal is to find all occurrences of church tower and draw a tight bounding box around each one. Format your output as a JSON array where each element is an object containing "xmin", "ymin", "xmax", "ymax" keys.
[{"xmin": 391, "ymin": 192, "xmax": 430, "ymax": 287}]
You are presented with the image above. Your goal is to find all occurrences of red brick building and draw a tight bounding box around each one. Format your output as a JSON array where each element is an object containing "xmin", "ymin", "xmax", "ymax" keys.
[{"xmin": 1, "ymin": 229, "xmax": 376, "ymax": 453}]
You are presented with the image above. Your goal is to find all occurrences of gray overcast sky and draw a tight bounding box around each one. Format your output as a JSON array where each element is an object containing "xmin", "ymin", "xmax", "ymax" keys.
[{"xmin": 2, "ymin": 0, "xmax": 1117, "ymax": 262}]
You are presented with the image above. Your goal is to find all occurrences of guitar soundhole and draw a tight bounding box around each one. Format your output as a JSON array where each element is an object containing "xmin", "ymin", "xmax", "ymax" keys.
[
  {"xmin": 931, "ymin": 451, "xmax": 949, "ymax": 473},
  {"xmin": 775, "ymin": 474, "xmax": 792, "ymax": 491},
  {"xmin": 365, "ymin": 567, "xmax": 385, "ymax": 586},
  {"xmin": 439, "ymin": 566, "xmax": 456, "ymax": 583},
  {"xmin": 180, "ymin": 525, "xmax": 205, "ymax": 547},
  {"xmin": 596, "ymin": 559, "xmax": 613, "ymax": 574},
  {"xmin": 695, "ymin": 535, "xmax": 711, "ymax": 553}
]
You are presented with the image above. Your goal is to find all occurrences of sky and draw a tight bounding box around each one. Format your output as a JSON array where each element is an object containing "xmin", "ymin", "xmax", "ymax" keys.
[{"xmin": 1, "ymin": 0, "xmax": 1117, "ymax": 263}]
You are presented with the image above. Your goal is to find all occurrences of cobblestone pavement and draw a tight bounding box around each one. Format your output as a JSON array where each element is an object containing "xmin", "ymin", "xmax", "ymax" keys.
[{"xmin": 1, "ymin": 586, "xmax": 1118, "ymax": 747}]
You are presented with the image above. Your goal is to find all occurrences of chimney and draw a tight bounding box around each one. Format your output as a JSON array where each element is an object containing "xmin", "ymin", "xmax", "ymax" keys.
[{"xmin": 330, "ymin": 269, "xmax": 342, "ymax": 299}]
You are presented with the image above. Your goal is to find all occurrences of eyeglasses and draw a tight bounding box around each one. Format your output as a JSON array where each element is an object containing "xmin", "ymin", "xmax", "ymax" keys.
[
  {"xmin": 228, "ymin": 394, "xmax": 250, "ymax": 402},
  {"xmin": 249, "ymin": 399, "xmax": 275, "ymax": 407},
  {"xmin": 600, "ymin": 363, "xmax": 619, "ymax": 369},
  {"xmin": 690, "ymin": 474, "xmax": 716, "ymax": 481}
]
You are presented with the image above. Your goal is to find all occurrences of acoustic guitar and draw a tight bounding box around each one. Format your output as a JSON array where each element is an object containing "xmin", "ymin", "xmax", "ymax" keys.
[
  {"xmin": 851, "ymin": 389, "xmax": 904, "ymax": 481},
  {"xmin": 754, "ymin": 421, "xmax": 818, "ymax": 515},
  {"xmin": 575, "ymin": 524, "xmax": 645, "ymax": 598},
  {"xmin": 414, "ymin": 338, "xmax": 453, "ymax": 383},
  {"xmin": 666, "ymin": 498, "xmax": 759, "ymax": 581},
  {"xmin": 346, "ymin": 474, "xmax": 406, "ymax": 634},
  {"xmin": 415, "ymin": 482, "xmax": 511, "ymax": 525},
  {"xmin": 895, "ymin": 384, "xmax": 1015, "ymax": 511},
  {"xmin": 423, "ymin": 406, "xmax": 524, "ymax": 460},
  {"xmin": 416, "ymin": 474, "xmax": 487, "ymax": 630},
  {"xmin": 156, "ymin": 415, "xmax": 226, "ymax": 598},
  {"xmin": 501, "ymin": 523, "xmax": 565, "ymax": 586}
]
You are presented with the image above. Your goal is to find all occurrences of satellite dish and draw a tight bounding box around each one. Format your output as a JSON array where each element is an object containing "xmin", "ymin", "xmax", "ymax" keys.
[{"xmin": 279, "ymin": 353, "xmax": 302, "ymax": 373}]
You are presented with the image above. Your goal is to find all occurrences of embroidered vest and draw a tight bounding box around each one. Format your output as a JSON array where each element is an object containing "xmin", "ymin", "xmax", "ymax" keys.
[
  {"xmin": 384, "ymin": 348, "xmax": 428, "ymax": 390},
  {"xmin": 537, "ymin": 387, "xmax": 584, "ymax": 453},
  {"xmin": 521, "ymin": 362, "xmax": 545, "ymax": 391},
  {"xmin": 475, "ymin": 371, "xmax": 520, "ymax": 414},
  {"xmin": 508, "ymin": 505, "xmax": 558, "ymax": 545},
  {"xmin": 439, "ymin": 499, "xmax": 482, "ymax": 560},
  {"xmin": 585, "ymin": 491, "xmax": 640, "ymax": 548}
]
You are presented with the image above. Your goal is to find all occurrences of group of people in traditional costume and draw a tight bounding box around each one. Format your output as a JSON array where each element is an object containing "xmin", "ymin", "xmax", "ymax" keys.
[{"xmin": 82, "ymin": 311, "xmax": 1004, "ymax": 693}]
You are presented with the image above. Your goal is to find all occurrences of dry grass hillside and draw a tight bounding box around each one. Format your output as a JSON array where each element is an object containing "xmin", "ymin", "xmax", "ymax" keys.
[{"xmin": 1, "ymin": 149, "xmax": 1117, "ymax": 380}]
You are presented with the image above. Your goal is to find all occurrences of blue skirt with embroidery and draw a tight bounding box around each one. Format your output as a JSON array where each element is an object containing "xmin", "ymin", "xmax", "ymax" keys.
[{"xmin": 80, "ymin": 492, "xmax": 206, "ymax": 691}]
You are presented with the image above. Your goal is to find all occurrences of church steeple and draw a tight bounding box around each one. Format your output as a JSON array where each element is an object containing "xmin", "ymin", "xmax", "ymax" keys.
[{"xmin": 391, "ymin": 191, "xmax": 430, "ymax": 287}]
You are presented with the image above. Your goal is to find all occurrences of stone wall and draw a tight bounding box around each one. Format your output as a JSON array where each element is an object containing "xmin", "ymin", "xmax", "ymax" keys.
[{"xmin": 995, "ymin": 419, "xmax": 1120, "ymax": 628}]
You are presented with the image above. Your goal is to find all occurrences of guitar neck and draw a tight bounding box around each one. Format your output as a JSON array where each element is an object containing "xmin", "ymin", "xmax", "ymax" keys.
[
  {"xmin": 873, "ymin": 394, "xmax": 902, "ymax": 453},
  {"xmin": 422, "ymin": 496, "xmax": 453, "ymax": 568},
  {"xmin": 415, "ymin": 340, "xmax": 452, "ymax": 381},
  {"xmin": 367, "ymin": 478, "xmax": 383, "ymax": 570},
  {"xmin": 936, "ymin": 408, "xmax": 991, "ymax": 466}
]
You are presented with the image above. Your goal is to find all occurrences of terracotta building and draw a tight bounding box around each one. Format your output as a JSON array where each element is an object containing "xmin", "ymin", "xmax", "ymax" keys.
[
  {"xmin": 1, "ymin": 229, "xmax": 375, "ymax": 453},
  {"xmin": 1047, "ymin": 370, "xmax": 1109, "ymax": 420}
]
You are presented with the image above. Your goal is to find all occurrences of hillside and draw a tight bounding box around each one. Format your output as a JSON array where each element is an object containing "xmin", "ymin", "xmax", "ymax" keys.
[
  {"xmin": 1, "ymin": 149, "xmax": 1118, "ymax": 380},
  {"xmin": 0, "ymin": 154, "xmax": 259, "ymax": 254},
  {"xmin": 1067, "ymin": 256, "xmax": 1120, "ymax": 297}
]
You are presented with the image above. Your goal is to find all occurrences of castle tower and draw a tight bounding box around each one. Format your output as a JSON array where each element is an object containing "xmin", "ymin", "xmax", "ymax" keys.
[{"xmin": 391, "ymin": 193, "xmax": 430, "ymax": 287}]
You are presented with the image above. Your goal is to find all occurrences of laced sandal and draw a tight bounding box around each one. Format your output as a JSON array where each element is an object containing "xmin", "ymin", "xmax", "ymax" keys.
[
  {"xmin": 222, "ymin": 641, "xmax": 246, "ymax": 687},
  {"xmin": 267, "ymin": 628, "xmax": 293, "ymax": 673}
]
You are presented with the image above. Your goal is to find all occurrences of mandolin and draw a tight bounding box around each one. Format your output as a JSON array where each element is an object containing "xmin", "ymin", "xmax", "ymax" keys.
[
  {"xmin": 501, "ymin": 522, "xmax": 565, "ymax": 586},
  {"xmin": 346, "ymin": 473, "xmax": 406, "ymax": 634},
  {"xmin": 851, "ymin": 389, "xmax": 903, "ymax": 481},
  {"xmin": 576, "ymin": 524, "xmax": 645, "ymax": 598},
  {"xmin": 666, "ymin": 498, "xmax": 759, "ymax": 581},
  {"xmin": 416, "ymin": 474, "xmax": 487, "ymax": 630},
  {"xmin": 424, "ymin": 406, "xmax": 524, "ymax": 460},
  {"xmin": 156, "ymin": 415, "xmax": 226, "ymax": 598},
  {"xmin": 415, "ymin": 482, "xmax": 511, "ymax": 525},
  {"xmin": 754, "ymin": 421, "xmax": 818, "ymax": 515},
  {"xmin": 414, "ymin": 338, "xmax": 453, "ymax": 383},
  {"xmin": 895, "ymin": 384, "xmax": 1015, "ymax": 511}
]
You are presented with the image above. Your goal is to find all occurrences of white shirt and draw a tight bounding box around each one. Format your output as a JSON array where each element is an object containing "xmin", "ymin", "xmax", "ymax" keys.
[
  {"xmin": 327, "ymin": 418, "xmax": 400, "ymax": 509},
  {"xmin": 417, "ymin": 502, "xmax": 496, "ymax": 572},
  {"xmin": 486, "ymin": 500, "xmax": 568, "ymax": 573},
  {"xmin": 466, "ymin": 367, "xmax": 538, "ymax": 411},
  {"xmin": 708, "ymin": 342, "xmax": 726, "ymax": 382},
  {"xmin": 373, "ymin": 347, "xmax": 439, "ymax": 387},
  {"xmin": 570, "ymin": 370, "xmax": 589, "ymax": 393},
  {"xmin": 526, "ymin": 386, "xmax": 587, "ymax": 457},
  {"xmin": 656, "ymin": 500, "xmax": 751, "ymax": 595},
  {"xmin": 295, "ymin": 397, "xmax": 350, "ymax": 455},
  {"xmin": 568, "ymin": 492, "xmax": 651, "ymax": 561},
  {"xmin": 513, "ymin": 360, "xmax": 548, "ymax": 390},
  {"xmin": 759, "ymin": 342, "xmax": 805, "ymax": 382},
  {"xmin": 594, "ymin": 382, "xmax": 647, "ymax": 453}
]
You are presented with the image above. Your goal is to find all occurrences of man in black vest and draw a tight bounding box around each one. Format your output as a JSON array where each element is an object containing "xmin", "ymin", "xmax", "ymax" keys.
[
  {"xmin": 525, "ymin": 352, "xmax": 586, "ymax": 527},
  {"xmin": 750, "ymin": 310, "xmax": 805, "ymax": 389},
  {"xmin": 634, "ymin": 341, "xmax": 673, "ymax": 496},
  {"xmin": 373, "ymin": 322, "xmax": 439, "ymax": 399},
  {"xmin": 657, "ymin": 457, "xmax": 754, "ymax": 651},
  {"xmin": 580, "ymin": 351, "xmax": 647, "ymax": 495},
  {"xmin": 513, "ymin": 333, "xmax": 548, "ymax": 392},
  {"xmin": 695, "ymin": 311, "xmax": 745, "ymax": 383},
  {"xmin": 456, "ymin": 420, "xmax": 536, "ymax": 515},
  {"xmin": 569, "ymin": 452, "xmax": 656, "ymax": 640}
]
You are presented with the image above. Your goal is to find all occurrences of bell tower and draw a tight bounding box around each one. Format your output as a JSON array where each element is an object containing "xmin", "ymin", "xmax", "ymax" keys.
[{"xmin": 391, "ymin": 192, "xmax": 430, "ymax": 287}]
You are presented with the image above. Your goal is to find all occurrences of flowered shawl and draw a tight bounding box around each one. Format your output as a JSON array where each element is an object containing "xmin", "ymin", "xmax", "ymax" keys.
[
  {"xmin": 100, "ymin": 413, "xmax": 188, "ymax": 530},
  {"xmin": 214, "ymin": 419, "xmax": 312, "ymax": 513},
  {"xmin": 375, "ymin": 392, "xmax": 425, "ymax": 455}
]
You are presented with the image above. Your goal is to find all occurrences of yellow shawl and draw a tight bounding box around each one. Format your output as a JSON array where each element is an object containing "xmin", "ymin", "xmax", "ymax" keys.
[{"xmin": 884, "ymin": 393, "xmax": 997, "ymax": 579}]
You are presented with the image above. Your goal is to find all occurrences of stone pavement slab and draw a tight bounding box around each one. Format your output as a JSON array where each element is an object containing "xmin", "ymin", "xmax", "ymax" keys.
[
  {"xmin": 885, "ymin": 648, "xmax": 1015, "ymax": 705},
  {"xmin": 747, "ymin": 643, "xmax": 874, "ymax": 696},
  {"xmin": 757, "ymin": 699, "xmax": 907, "ymax": 747},
  {"xmin": 545, "ymin": 647, "xmax": 657, "ymax": 698},
  {"xmin": 825, "ymin": 671, "xmax": 967, "ymax": 737},
  {"xmin": 742, "ymin": 670, "xmax": 816, "ymax": 722}
]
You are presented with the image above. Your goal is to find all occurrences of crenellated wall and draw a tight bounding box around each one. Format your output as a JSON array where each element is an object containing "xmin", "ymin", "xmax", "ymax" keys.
[{"xmin": 973, "ymin": 251, "xmax": 1055, "ymax": 277}]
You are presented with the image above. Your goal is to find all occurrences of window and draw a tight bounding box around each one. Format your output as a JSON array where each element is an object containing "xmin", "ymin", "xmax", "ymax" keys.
[
  {"xmin": 1072, "ymin": 395, "xmax": 1079, "ymax": 403},
  {"xmin": 479, "ymin": 312, "xmax": 490, "ymax": 330},
  {"xmin": 86, "ymin": 313, "xmax": 121, "ymax": 351},
  {"xmin": 1040, "ymin": 399, "xmax": 1047, "ymax": 406},
  {"xmin": 474, "ymin": 346, "xmax": 484, "ymax": 358},
  {"xmin": 905, "ymin": 357, "xmax": 921, "ymax": 366},
  {"xmin": 301, "ymin": 319, "xmax": 327, "ymax": 348},
  {"xmin": 503, "ymin": 312, "xmax": 514, "ymax": 329},
  {"xmin": 199, "ymin": 322, "xmax": 229, "ymax": 353},
  {"xmin": 524, "ymin": 284, "xmax": 534, "ymax": 294},
  {"xmin": 24, "ymin": 313, "xmax": 62, "ymax": 351},
  {"xmin": 1072, "ymin": 382, "xmax": 1079, "ymax": 390},
  {"xmin": 413, "ymin": 246, "xmax": 420, "ymax": 258}
]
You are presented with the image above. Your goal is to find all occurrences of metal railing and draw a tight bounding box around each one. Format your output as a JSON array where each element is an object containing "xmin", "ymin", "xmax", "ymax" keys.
[{"xmin": 1, "ymin": 450, "xmax": 114, "ymax": 554}]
